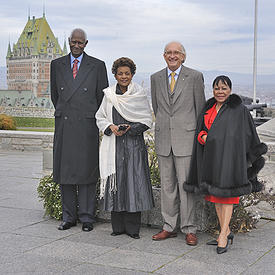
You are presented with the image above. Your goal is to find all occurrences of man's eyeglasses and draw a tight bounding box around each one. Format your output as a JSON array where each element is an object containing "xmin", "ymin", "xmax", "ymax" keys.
[{"xmin": 164, "ymin": 50, "xmax": 184, "ymax": 57}]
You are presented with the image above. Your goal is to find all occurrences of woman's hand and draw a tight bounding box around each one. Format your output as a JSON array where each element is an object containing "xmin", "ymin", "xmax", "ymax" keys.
[{"xmin": 110, "ymin": 124, "xmax": 131, "ymax": 136}]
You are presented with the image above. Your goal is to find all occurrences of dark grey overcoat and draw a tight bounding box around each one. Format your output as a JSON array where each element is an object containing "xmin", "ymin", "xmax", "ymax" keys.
[{"xmin": 50, "ymin": 52, "xmax": 108, "ymax": 185}]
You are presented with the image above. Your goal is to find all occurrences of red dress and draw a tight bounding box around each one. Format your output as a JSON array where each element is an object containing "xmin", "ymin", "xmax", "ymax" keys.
[{"xmin": 198, "ymin": 103, "xmax": 239, "ymax": 204}]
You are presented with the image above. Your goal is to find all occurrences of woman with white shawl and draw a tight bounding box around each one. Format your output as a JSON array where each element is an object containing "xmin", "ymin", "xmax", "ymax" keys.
[{"xmin": 96, "ymin": 57, "xmax": 154, "ymax": 239}]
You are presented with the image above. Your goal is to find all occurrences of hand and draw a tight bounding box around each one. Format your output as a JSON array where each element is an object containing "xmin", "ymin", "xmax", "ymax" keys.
[
  {"xmin": 202, "ymin": 135, "xmax": 207, "ymax": 143},
  {"xmin": 118, "ymin": 124, "xmax": 131, "ymax": 136},
  {"xmin": 110, "ymin": 124, "xmax": 130, "ymax": 136}
]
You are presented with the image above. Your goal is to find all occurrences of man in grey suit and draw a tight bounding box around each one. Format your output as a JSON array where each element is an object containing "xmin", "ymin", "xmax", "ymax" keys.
[
  {"xmin": 50, "ymin": 28, "xmax": 108, "ymax": 232},
  {"xmin": 151, "ymin": 41, "xmax": 205, "ymax": 245}
]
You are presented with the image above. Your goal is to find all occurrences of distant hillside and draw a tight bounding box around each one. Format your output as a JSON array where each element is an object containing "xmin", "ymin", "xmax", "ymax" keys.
[
  {"xmin": 0, "ymin": 66, "xmax": 7, "ymax": 89},
  {"xmin": 202, "ymin": 70, "xmax": 275, "ymax": 86},
  {"xmin": 111, "ymin": 70, "xmax": 275, "ymax": 88}
]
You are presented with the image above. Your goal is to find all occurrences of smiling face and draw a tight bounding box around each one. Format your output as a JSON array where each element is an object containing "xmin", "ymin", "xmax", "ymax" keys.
[
  {"xmin": 213, "ymin": 80, "xmax": 231, "ymax": 105},
  {"xmin": 115, "ymin": 66, "xmax": 133, "ymax": 92},
  {"xmin": 163, "ymin": 42, "xmax": 185, "ymax": 71},
  {"xmin": 69, "ymin": 30, "xmax": 88, "ymax": 58}
]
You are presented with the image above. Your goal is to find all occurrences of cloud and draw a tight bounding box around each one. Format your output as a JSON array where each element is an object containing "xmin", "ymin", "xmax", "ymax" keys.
[{"xmin": 1, "ymin": 0, "xmax": 274, "ymax": 75}]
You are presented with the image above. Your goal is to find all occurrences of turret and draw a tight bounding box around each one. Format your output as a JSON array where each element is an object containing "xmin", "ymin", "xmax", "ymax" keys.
[
  {"xmin": 6, "ymin": 42, "xmax": 12, "ymax": 58},
  {"xmin": 63, "ymin": 40, "xmax": 68, "ymax": 56}
]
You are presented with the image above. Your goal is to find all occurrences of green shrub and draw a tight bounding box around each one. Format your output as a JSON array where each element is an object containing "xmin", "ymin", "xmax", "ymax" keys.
[
  {"xmin": 37, "ymin": 174, "xmax": 62, "ymax": 220},
  {"xmin": 145, "ymin": 132, "xmax": 160, "ymax": 188},
  {"xmin": 14, "ymin": 117, "xmax": 54, "ymax": 128},
  {"xmin": 0, "ymin": 114, "xmax": 16, "ymax": 130}
]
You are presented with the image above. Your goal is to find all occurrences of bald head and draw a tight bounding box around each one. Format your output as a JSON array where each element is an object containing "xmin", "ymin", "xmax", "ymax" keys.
[{"xmin": 163, "ymin": 41, "xmax": 186, "ymax": 71}]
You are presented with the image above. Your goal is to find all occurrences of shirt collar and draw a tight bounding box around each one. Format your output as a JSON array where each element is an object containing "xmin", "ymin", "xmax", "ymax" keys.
[
  {"xmin": 70, "ymin": 53, "xmax": 83, "ymax": 64},
  {"xmin": 167, "ymin": 65, "xmax": 182, "ymax": 76}
]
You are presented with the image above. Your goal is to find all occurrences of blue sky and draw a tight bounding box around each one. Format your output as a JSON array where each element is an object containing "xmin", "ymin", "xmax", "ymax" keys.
[{"xmin": 1, "ymin": 0, "xmax": 274, "ymax": 75}]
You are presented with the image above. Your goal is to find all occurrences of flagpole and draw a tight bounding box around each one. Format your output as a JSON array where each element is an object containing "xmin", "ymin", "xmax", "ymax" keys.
[{"xmin": 253, "ymin": 0, "xmax": 258, "ymax": 116}]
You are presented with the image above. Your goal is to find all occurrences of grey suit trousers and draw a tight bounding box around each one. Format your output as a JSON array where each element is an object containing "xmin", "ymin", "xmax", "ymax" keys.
[
  {"xmin": 158, "ymin": 151, "xmax": 197, "ymax": 233},
  {"xmin": 60, "ymin": 184, "xmax": 97, "ymax": 223}
]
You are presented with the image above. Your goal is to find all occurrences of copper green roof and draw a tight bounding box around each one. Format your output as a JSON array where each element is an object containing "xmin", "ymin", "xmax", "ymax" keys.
[{"xmin": 12, "ymin": 16, "xmax": 63, "ymax": 56}]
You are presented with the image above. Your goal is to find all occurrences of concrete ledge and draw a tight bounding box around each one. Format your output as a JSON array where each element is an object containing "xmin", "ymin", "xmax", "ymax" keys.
[{"xmin": 0, "ymin": 130, "xmax": 53, "ymax": 151}]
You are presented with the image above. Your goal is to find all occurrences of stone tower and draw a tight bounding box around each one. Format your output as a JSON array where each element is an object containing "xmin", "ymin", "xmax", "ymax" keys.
[{"xmin": 6, "ymin": 13, "xmax": 67, "ymax": 97}]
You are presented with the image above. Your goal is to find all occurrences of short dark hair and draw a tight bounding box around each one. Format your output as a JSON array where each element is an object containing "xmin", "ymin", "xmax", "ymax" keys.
[
  {"xmin": 112, "ymin": 57, "xmax": 136, "ymax": 75},
  {"xmin": 212, "ymin": 75, "xmax": 232, "ymax": 89}
]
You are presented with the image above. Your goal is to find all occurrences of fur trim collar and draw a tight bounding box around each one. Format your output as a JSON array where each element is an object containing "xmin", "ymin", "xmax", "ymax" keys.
[{"xmin": 205, "ymin": 94, "xmax": 242, "ymax": 110}]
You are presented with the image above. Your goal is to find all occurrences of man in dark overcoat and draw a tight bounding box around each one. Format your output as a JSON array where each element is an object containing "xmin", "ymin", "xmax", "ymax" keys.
[{"xmin": 50, "ymin": 28, "xmax": 108, "ymax": 231}]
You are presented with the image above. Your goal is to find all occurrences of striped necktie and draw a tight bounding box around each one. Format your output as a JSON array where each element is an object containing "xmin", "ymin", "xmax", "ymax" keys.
[
  {"xmin": 72, "ymin": 59, "xmax": 79, "ymax": 79},
  {"xmin": 170, "ymin": 72, "xmax": 176, "ymax": 93}
]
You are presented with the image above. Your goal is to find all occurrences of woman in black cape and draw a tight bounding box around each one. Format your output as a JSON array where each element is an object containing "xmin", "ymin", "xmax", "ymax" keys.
[{"xmin": 184, "ymin": 75, "xmax": 267, "ymax": 254}]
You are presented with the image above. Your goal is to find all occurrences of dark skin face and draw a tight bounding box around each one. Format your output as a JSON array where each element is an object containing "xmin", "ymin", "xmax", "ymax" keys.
[
  {"xmin": 69, "ymin": 30, "xmax": 88, "ymax": 58},
  {"xmin": 115, "ymin": 66, "xmax": 133, "ymax": 93}
]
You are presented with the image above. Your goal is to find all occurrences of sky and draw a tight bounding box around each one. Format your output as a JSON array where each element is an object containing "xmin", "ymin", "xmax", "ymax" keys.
[{"xmin": 1, "ymin": 0, "xmax": 275, "ymax": 77}]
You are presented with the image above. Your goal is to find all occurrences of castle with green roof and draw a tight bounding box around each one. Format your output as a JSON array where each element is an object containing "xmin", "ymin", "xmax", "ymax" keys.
[{"xmin": 6, "ymin": 12, "xmax": 67, "ymax": 98}]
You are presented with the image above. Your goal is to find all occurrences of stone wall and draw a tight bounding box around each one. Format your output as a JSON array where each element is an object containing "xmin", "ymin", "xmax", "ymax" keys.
[
  {"xmin": 0, "ymin": 106, "xmax": 54, "ymax": 118},
  {"xmin": 0, "ymin": 130, "xmax": 53, "ymax": 172}
]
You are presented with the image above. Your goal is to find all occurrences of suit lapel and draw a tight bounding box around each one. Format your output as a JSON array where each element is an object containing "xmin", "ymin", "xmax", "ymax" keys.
[
  {"xmin": 159, "ymin": 68, "xmax": 169, "ymax": 105},
  {"xmin": 172, "ymin": 66, "xmax": 188, "ymax": 104},
  {"xmin": 62, "ymin": 53, "xmax": 95, "ymax": 102}
]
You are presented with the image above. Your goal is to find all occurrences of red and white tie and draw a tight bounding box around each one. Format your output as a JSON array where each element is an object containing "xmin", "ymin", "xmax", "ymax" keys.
[{"xmin": 72, "ymin": 59, "xmax": 79, "ymax": 79}]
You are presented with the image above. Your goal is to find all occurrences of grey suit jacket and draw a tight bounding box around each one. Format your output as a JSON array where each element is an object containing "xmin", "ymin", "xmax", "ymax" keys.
[{"xmin": 151, "ymin": 65, "xmax": 205, "ymax": 157}]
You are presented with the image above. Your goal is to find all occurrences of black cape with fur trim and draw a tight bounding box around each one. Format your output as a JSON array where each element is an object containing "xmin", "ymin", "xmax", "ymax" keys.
[{"xmin": 184, "ymin": 94, "xmax": 267, "ymax": 198}]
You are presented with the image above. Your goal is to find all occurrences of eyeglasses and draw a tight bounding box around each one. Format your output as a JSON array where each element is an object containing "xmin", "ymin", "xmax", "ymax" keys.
[
  {"xmin": 164, "ymin": 50, "xmax": 184, "ymax": 56},
  {"xmin": 70, "ymin": 40, "xmax": 86, "ymax": 47}
]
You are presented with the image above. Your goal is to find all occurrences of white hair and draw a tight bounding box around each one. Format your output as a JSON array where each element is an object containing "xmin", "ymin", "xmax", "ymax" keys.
[
  {"xmin": 69, "ymin": 28, "xmax": 87, "ymax": 42},
  {"xmin": 164, "ymin": 41, "xmax": 186, "ymax": 62}
]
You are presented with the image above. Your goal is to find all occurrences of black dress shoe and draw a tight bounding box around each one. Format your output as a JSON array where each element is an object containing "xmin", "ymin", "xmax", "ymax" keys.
[
  {"xmin": 111, "ymin": 232, "xmax": 125, "ymax": 236},
  {"xmin": 206, "ymin": 239, "xmax": 218, "ymax": 245},
  {"xmin": 82, "ymin": 222, "xmax": 93, "ymax": 232},
  {"xmin": 127, "ymin": 233, "xmax": 140, "ymax": 239},
  {"xmin": 207, "ymin": 232, "xmax": 234, "ymax": 246},
  {"xmin": 58, "ymin": 221, "xmax": 76, "ymax": 230},
  {"xmin": 217, "ymin": 239, "xmax": 229, "ymax": 254}
]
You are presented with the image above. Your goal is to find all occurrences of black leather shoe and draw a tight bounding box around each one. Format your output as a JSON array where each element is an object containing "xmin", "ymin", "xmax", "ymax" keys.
[
  {"xmin": 207, "ymin": 232, "xmax": 234, "ymax": 246},
  {"xmin": 217, "ymin": 239, "xmax": 229, "ymax": 254},
  {"xmin": 207, "ymin": 239, "xmax": 218, "ymax": 245},
  {"xmin": 82, "ymin": 222, "xmax": 93, "ymax": 232},
  {"xmin": 127, "ymin": 233, "xmax": 140, "ymax": 239},
  {"xmin": 111, "ymin": 232, "xmax": 125, "ymax": 236},
  {"xmin": 58, "ymin": 221, "xmax": 76, "ymax": 230}
]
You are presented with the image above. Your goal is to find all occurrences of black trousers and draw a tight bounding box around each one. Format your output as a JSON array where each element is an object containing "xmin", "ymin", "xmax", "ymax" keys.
[
  {"xmin": 111, "ymin": 211, "xmax": 141, "ymax": 235},
  {"xmin": 60, "ymin": 184, "xmax": 96, "ymax": 223}
]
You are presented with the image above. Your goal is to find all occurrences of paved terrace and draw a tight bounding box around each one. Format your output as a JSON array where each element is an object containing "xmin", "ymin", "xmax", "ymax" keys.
[{"xmin": 0, "ymin": 150, "xmax": 274, "ymax": 274}]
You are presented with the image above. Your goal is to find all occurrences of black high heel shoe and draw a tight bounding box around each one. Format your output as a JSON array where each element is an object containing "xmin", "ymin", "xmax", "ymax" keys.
[
  {"xmin": 217, "ymin": 238, "xmax": 229, "ymax": 254},
  {"xmin": 227, "ymin": 232, "xmax": 234, "ymax": 244},
  {"xmin": 207, "ymin": 232, "xmax": 234, "ymax": 246}
]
